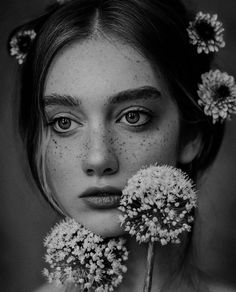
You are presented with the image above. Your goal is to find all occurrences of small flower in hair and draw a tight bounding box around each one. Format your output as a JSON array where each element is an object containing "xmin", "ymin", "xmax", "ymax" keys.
[
  {"xmin": 198, "ymin": 69, "xmax": 236, "ymax": 123},
  {"xmin": 43, "ymin": 218, "xmax": 128, "ymax": 292},
  {"xmin": 187, "ymin": 12, "xmax": 225, "ymax": 54},
  {"xmin": 119, "ymin": 164, "xmax": 197, "ymax": 245},
  {"xmin": 9, "ymin": 29, "xmax": 36, "ymax": 65}
]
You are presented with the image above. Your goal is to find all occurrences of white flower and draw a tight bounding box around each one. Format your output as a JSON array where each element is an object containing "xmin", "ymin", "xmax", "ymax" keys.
[
  {"xmin": 187, "ymin": 12, "xmax": 225, "ymax": 54},
  {"xmin": 43, "ymin": 218, "xmax": 128, "ymax": 292},
  {"xmin": 119, "ymin": 164, "xmax": 197, "ymax": 245},
  {"xmin": 9, "ymin": 29, "xmax": 36, "ymax": 65},
  {"xmin": 198, "ymin": 69, "xmax": 236, "ymax": 123}
]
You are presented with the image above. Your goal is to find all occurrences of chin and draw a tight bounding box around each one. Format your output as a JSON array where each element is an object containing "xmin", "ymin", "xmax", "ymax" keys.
[
  {"xmin": 73, "ymin": 208, "xmax": 126, "ymax": 238},
  {"xmin": 81, "ymin": 220, "xmax": 126, "ymax": 238},
  {"xmin": 94, "ymin": 225, "xmax": 126, "ymax": 238}
]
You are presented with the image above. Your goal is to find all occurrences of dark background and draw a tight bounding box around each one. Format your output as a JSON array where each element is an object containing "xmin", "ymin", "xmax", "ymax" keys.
[{"xmin": 0, "ymin": 1, "xmax": 236, "ymax": 291}]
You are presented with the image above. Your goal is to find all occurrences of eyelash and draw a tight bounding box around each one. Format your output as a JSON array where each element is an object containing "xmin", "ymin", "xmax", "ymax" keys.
[
  {"xmin": 117, "ymin": 108, "xmax": 152, "ymax": 128},
  {"xmin": 47, "ymin": 116, "xmax": 80, "ymax": 134},
  {"xmin": 47, "ymin": 108, "xmax": 153, "ymax": 134}
]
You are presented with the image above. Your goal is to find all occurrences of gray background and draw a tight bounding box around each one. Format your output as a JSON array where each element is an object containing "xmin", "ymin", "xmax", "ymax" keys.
[{"xmin": 0, "ymin": 0, "xmax": 236, "ymax": 291}]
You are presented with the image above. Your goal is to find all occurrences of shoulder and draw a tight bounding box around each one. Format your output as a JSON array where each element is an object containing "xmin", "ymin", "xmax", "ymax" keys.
[
  {"xmin": 207, "ymin": 282, "xmax": 236, "ymax": 292},
  {"xmin": 33, "ymin": 283, "xmax": 80, "ymax": 292},
  {"xmin": 33, "ymin": 283, "xmax": 66, "ymax": 292}
]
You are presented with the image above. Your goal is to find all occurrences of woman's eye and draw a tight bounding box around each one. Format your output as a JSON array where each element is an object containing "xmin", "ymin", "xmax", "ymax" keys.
[
  {"xmin": 50, "ymin": 117, "xmax": 80, "ymax": 133},
  {"xmin": 118, "ymin": 110, "xmax": 151, "ymax": 127}
]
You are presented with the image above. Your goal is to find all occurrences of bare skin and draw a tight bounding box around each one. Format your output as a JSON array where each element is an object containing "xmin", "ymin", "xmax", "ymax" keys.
[
  {"xmin": 34, "ymin": 278, "xmax": 236, "ymax": 292},
  {"xmin": 44, "ymin": 35, "xmax": 196, "ymax": 237},
  {"xmin": 40, "ymin": 35, "xmax": 203, "ymax": 291}
]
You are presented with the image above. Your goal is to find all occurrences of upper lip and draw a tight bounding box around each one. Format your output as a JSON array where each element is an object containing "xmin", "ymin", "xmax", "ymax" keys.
[{"xmin": 80, "ymin": 186, "xmax": 122, "ymax": 198}]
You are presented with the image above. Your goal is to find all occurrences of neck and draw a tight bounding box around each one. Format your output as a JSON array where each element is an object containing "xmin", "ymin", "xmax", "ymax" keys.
[{"xmin": 117, "ymin": 236, "xmax": 189, "ymax": 292}]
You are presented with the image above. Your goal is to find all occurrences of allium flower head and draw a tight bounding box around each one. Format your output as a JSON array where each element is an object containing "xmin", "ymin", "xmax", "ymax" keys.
[
  {"xmin": 43, "ymin": 218, "xmax": 128, "ymax": 292},
  {"xmin": 119, "ymin": 164, "xmax": 197, "ymax": 245},
  {"xmin": 198, "ymin": 69, "xmax": 236, "ymax": 123},
  {"xmin": 187, "ymin": 12, "xmax": 225, "ymax": 54},
  {"xmin": 9, "ymin": 29, "xmax": 36, "ymax": 64}
]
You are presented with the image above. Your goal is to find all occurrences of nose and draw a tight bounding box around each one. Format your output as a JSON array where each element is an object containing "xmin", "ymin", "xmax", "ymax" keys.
[{"xmin": 81, "ymin": 127, "xmax": 119, "ymax": 177}]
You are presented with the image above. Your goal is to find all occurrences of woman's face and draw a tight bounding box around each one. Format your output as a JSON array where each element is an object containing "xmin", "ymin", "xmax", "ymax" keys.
[{"xmin": 44, "ymin": 36, "xmax": 182, "ymax": 237}]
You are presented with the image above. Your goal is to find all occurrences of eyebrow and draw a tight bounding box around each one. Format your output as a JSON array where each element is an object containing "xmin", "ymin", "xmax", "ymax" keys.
[{"xmin": 43, "ymin": 86, "xmax": 161, "ymax": 108}]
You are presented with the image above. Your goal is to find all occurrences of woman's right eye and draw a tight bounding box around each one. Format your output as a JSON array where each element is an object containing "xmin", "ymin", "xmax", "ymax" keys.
[{"xmin": 49, "ymin": 117, "xmax": 81, "ymax": 133}]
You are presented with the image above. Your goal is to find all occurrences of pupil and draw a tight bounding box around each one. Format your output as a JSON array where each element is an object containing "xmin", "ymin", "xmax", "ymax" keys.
[
  {"xmin": 195, "ymin": 21, "xmax": 215, "ymax": 41},
  {"xmin": 126, "ymin": 112, "xmax": 139, "ymax": 124},
  {"xmin": 58, "ymin": 118, "xmax": 71, "ymax": 130}
]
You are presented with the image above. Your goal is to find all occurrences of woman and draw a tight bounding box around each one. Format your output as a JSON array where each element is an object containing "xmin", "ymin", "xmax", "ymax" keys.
[{"xmin": 9, "ymin": 0, "xmax": 236, "ymax": 291}]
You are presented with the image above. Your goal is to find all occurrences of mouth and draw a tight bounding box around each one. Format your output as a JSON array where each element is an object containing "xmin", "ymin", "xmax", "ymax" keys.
[{"xmin": 80, "ymin": 186, "xmax": 122, "ymax": 209}]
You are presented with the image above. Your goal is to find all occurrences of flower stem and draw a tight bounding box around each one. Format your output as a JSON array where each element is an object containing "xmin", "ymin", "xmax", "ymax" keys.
[{"xmin": 143, "ymin": 242, "xmax": 155, "ymax": 292}]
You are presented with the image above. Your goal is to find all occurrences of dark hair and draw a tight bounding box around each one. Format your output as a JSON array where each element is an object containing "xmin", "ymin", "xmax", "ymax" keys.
[
  {"xmin": 11, "ymin": 1, "xmax": 226, "ymax": 290},
  {"xmin": 17, "ymin": 0, "xmax": 224, "ymax": 202}
]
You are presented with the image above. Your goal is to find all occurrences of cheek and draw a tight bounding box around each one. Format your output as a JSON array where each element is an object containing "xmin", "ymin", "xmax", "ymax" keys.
[
  {"xmin": 45, "ymin": 120, "xmax": 179, "ymax": 192},
  {"xmin": 45, "ymin": 137, "xmax": 82, "ymax": 193},
  {"xmin": 114, "ymin": 122, "xmax": 180, "ymax": 172}
]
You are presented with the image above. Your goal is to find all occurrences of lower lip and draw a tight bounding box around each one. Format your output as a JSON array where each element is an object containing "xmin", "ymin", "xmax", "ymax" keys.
[{"xmin": 82, "ymin": 194, "xmax": 121, "ymax": 209}]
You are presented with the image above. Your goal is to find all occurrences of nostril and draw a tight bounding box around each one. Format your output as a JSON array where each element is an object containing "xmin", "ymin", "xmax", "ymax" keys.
[
  {"xmin": 87, "ymin": 169, "xmax": 94, "ymax": 175},
  {"xmin": 86, "ymin": 167, "xmax": 114, "ymax": 176}
]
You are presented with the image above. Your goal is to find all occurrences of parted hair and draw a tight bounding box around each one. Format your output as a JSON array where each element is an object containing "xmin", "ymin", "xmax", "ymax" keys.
[{"xmin": 14, "ymin": 0, "xmax": 224, "ymax": 206}]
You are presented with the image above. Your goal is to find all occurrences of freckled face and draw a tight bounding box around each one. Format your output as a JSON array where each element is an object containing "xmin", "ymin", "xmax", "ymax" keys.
[{"xmin": 44, "ymin": 37, "xmax": 181, "ymax": 237}]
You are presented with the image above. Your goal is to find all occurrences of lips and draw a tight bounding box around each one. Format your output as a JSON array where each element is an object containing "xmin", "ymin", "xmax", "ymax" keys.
[{"xmin": 80, "ymin": 186, "xmax": 122, "ymax": 209}]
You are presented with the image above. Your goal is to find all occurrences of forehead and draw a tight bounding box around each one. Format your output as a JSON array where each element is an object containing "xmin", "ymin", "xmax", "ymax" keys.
[{"xmin": 44, "ymin": 36, "xmax": 164, "ymax": 102}]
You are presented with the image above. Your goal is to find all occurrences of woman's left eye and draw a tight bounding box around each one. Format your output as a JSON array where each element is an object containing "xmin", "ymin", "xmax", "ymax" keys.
[
  {"xmin": 49, "ymin": 117, "xmax": 80, "ymax": 133},
  {"xmin": 118, "ymin": 110, "xmax": 152, "ymax": 127}
]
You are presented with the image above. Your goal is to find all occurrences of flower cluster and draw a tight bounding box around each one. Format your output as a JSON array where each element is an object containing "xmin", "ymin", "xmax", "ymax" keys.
[
  {"xmin": 119, "ymin": 164, "xmax": 197, "ymax": 246},
  {"xmin": 9, "ymin": 29, "xmax": 36, "ymax": 65},
  {"xmin": 43, "ymin": 218, "xmax": 128, "ymax": 292},
  {"xmin": 187, "ymin": 12, "xmax": 225, "ymax": 54},
  {"xmin": 198, "ymin": 69, "xmax": 236, "ymax": 123}
]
